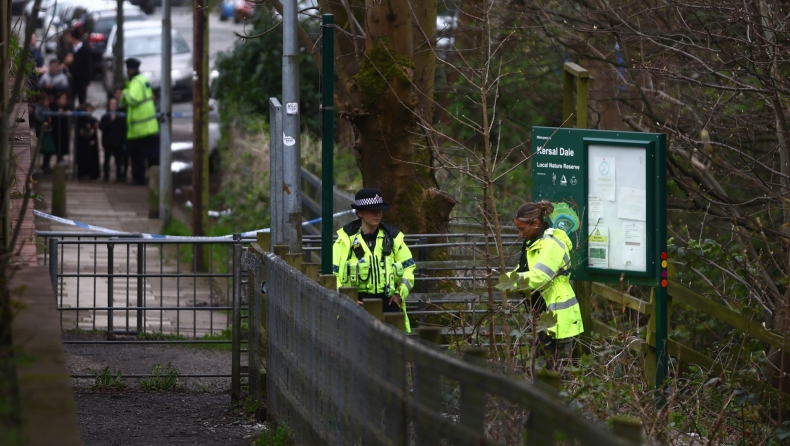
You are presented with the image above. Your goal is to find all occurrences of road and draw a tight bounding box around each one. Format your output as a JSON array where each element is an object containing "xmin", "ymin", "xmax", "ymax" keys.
[{"xmin": 86, "ymin": 5, "xmax": 248, "ymax": 141}]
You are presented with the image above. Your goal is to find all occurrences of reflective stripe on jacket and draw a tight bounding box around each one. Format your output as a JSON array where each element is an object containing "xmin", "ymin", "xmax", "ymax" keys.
[
  {"xmin": 122, "ymin": 74, "xmax": 159, "ymax": 140},
  {"xmin": 332, "ymin": 220, "xmax": 416, "ymax": 333},
  {"xmin": 516, "ymin": 228, "xmax": 583, "ymax": 339}
]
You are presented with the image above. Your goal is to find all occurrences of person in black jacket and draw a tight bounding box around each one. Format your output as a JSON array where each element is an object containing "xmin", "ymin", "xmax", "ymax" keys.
[
  {"xmin": 99, "ymin": 97, "xmax": 128, "ymax": 182},
  {"xmin": 64, "ymin": 26, "xmax": 93, "ymax": 107},
  {"xmin": 50, "ymin": 92, "xmax": 72, "ymax": 164},
  {"xmin": 75, "ymin": 103, "xmax": 101, "ymax": 180}
]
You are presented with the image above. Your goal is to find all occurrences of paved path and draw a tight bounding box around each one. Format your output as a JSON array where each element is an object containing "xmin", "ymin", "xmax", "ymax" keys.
[{"xmin": 34, "ymin": 176, "xmax": 233, "ymax": 337}]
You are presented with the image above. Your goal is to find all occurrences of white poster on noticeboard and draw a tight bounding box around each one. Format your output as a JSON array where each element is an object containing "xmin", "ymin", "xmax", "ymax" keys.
[
  {"xmin": 592, "ymin": 156, "xmax": 616, "ymax": 201},
  {"xmin": 617, "ymin": 187, "xmax": 647, "ymax": 221},
  {"xmin": 588, "ymin": 145, "xmax": 648, "ymax": 272},
  {"xmin": 622, "ymin": 221, "xmax": 646, "ymax": 270}
]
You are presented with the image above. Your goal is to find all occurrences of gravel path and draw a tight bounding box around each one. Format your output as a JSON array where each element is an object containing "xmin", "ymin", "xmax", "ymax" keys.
[{"xmin": 64, "ymin": 332, "xmax": 263, "ymax": 445}]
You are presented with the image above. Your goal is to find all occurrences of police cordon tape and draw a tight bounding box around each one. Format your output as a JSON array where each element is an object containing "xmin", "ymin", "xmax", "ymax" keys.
[
  {"xmin": 43, "ymin": 111, "xmax": 202, "ymax": 119},
  {"xmin": 33, "ymin": 209, "xmax": 356, "ymax": 240}
]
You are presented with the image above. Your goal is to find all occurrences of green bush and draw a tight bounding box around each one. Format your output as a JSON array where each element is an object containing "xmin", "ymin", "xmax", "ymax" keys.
[
  {"xmin": 213, "ymin": 9, "xmax": 323, "ymax": 135},
  {"xmin": 93, "ymin": 366, "xmax": 127, "ymax": 390},
  {"xmin": 252, "ymin": 424, "xmax": 290, "ymax": 446},
  {"xmin": 138, "ymin": 362, "xmax": 180, "ymax": 392}
]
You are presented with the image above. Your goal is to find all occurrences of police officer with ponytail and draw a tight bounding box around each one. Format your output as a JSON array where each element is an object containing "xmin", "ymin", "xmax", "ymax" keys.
[
  {"xmin": 332, "ymin": 188, "xmax": 417, "ymax": 332},
  {"xmin": 513, "ymin": 200, "xmax": 584, "ymax": 366}
]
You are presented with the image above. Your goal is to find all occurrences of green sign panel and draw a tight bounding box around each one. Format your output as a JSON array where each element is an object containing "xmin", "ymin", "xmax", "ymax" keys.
[{"xmin": 532, "ymin": 127, "xmax": 667, "ymax": 287}]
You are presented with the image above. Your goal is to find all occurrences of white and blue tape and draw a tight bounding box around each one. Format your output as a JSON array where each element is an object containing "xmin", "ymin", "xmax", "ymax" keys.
[{"xmin": 34, "ymin": 209, "xmax": 356, "ymax": 240}]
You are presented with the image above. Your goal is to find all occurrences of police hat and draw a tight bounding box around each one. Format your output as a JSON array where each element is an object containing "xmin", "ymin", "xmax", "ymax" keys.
[
  {"xmin": 351, "ymin": 188, "xmax": 389, "ymax": 211},
  {"xmin": 125, "ymin": 58, "xmax": 142, "ymax": 69}
]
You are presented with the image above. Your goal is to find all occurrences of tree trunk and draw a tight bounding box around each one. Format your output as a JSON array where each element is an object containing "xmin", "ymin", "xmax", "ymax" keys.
[{"xmin": 341, "ymin": 0, "xmax": 455, "ymax": 233}]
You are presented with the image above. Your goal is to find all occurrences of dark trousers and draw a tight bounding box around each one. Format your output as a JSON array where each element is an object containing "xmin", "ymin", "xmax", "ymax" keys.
[
  {"xmin": 103, "ymin": 144, "xmax": 127, "ymax": 180},
  {"xmin": 41, "ymin": 153, "xmax": 53, "ymax": 171},
  {"xmin": 127, "ymin": 136, "xmax": 156, "ymax": 184},
  {"xmin": 358, "ymin": 292, "xmax": 401, "ymax": 313},
  {"xmin": 73, "ymin": 82, "xmax": 87, "ymax": 107}
]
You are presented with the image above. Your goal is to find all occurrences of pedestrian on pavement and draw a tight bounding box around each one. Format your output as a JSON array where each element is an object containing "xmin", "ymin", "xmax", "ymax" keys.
[
  {"xmin": 332, "ymin": 188, "xmax": 416, "ymax": 333},
  {"xmin": 64, "ymin": 25, "xmax": 93, "ymax": 107},
  {"xmin": 37, "ymin": 59, "xmax": 70, "ymax": 99},
  {"xmin": 99, "ymin": 97, "xmax": 128, "ymax": 182},
  {"xmin": 32, "ymin": 92, "xmax": 56, "ymax": 173},
  {"xmin": 75, "ymin": 103, "xmax": 101, "ymax": 180},
  {"xmin": 511, "ymin": 200, "xmax": 583, "ymax": 369},
  {"xmin": 49, "ymin": 91, "xmax": 72, "ymax": 164},
  {"xmin": 28, "ymin": 34, "xmax": 47, "ymax": 90},
  {"xmin": 121, "ymin": 57, "xmax": 160, "ymax": 185}
]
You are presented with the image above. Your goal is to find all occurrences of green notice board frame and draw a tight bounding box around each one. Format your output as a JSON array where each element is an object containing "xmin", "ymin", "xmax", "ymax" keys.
[{"xmin": 531, "ymin": 127, "xmax": 667, "ymax": 287}]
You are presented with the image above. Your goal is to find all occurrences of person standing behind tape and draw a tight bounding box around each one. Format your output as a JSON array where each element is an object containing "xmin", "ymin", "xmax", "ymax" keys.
[
  {"xmin": 332, "ymin": 188, "xmax": 416, "ymax": 333},
  {"xmin": 512, "ymin": 200, "xmax": 583, "ymax": 367},
  {"xmin": 121, "ymin": 58, "xmax": 159, "ymax": 185}
]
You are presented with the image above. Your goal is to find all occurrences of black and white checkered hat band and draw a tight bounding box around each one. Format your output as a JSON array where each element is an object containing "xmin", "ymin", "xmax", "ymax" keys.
[{"xmin": 354, "ymin": 195, "xmax": 384, "ymax": 207}]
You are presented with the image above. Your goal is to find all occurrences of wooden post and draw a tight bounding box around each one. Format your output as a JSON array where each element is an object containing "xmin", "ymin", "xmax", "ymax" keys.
[
  {"xmin": 363, "ymin": 298, "xmax": 383, "ymax": 321},
  {"xmin": 257, "ymin": 232, "xmax": 271, "ymax": 252},
  {"xmin": 415, "ymin": 327, "xmax": 442, "ymax": 445},
  {"xmin": 339, "ymin": 286, "xmax": 358, "ymax": 303},
  {"xmin": 562, "ymin": 62, "xmax": 590, "ymax": 128},
  {"xmin": 148, "ymin": 165, "xmax": 160, "ymax": 218},
  {"xmin": 608, "ymin": 416, "xmax": 643, "ymax": 445},
  {"xmin": 416, "ymin": 326, "xmax": 442, "ymax": 346},
  {"xmin": 460, "ymin": 347, "xmax": 487, "ymax": 439},
  {"xmin": 285, "ymin": 253, "xmax": 302, "ymax": 272},
  {"xmin": 384, "ymin": 312, "xmax": 405, "ymax": 331},
  {"xmin": 526, "ymin": 369, "xmax": 562, "ymax": 446},
  {"xmin": 273, "ymin": 244, "xmax": 289, "ymax": 258},
  {"xmin": 575, "ymin": 280, "xmax": 592, "ymax": 347},
  {"xmin": 645, "ymin": 287, "xmax": 657, "ymax": 387},
  {"xmin": 300, "ymin": 262, "xmax": 319, "ymax": 282},
  {"xmin": 51, "ymin": 164, "xmax": 67, "ymax": 217},
  {"xmin": 535, "ymin": 369, "xmax": 562, "ymax": 393},
  {"xmin": 319, "ymin": 274, "xmax": 336, "ymax": 290}
]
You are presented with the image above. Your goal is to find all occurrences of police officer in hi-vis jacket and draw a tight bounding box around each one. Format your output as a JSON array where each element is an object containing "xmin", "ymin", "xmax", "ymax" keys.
[
  {"xmin": 332, "ymin": 188, "xmax": 416, "ymax": 332},
  {"xmin": 513, "ymin": 200, "xmax": 584, "ymax": 365}
]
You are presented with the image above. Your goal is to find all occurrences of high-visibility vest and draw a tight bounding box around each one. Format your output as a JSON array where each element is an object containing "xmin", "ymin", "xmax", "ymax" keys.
[
  {"xmin": 122, "ymin": 74, "xmax": 159, "ymax": 140},
  {"xmin": 332, "ymin": 219, "xmax": 416, "ymax": 333},
  {"xmin": 516, "ymin": 228, "xmax": 584, "ymax": 339}
]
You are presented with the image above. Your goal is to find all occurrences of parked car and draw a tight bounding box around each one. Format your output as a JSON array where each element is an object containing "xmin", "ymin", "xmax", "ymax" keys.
[
  {"xmin": 12, "ymin": 0, "xmax": 26, "ymax": 16},
  {"xmin": 127, "ymin": 0, "xmax": 154, "ymax": 15},
  {"xmin": 24, "ymin": 0, "xmax": 77, "ymax": 54},
  {"xmin": 103, "ymin": 21, "xmax": 194, "ymax": 100},
  {"xmin": 233, "ymin": 0, "xmax": 253, "ymax": 23},
  {"xmin": 55, "ymin": 0, "xmax": 147, "ymax": 74},
  {"xmin": 219, "ymin": 0, "xmax": 233, "ymax": 21}
]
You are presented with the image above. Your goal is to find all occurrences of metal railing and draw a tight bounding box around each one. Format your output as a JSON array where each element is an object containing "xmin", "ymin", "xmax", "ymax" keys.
[
  {"xmin": 39, "ymin": 231, "xmax": 247, "ymax": 391},
  {"xmin": 246, "ymin": 247, "xmax": 638, "ymax": 446}
]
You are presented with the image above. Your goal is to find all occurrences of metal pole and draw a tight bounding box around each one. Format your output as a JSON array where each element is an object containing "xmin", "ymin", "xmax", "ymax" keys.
[
  {"xmin": 159, "ymin": 0, "xmax": 173, "ymax": 222},
  {"xmin": 282, "ymin": 0, "xmax": 302, "ymax": 253},
  {"xmin": 655, "ymin": 137, "xmax": 669, "ymax": 404},
  {"xmin": 269, "ymin": 98, "xmax": 283, "ymax": 251},
  {"xmin": 192, "ymin": 0, "xmax": 209, "ymax": 269},
  {"xmin": 320, "ymin": 14, "xmax": 334, "ymax": 274},
  {"xmin": 108, "ymin": 242, "xmax": 114, "ymax": 336},
  {"xmin": 113, "ymin": 0, "xmax": 125, "ymax": 90},
  {"xmin": 49, "ymin": 238, "xmax": 58, "ymax": 299},
  {"xmin": 231, "ymin": 234, "xmax": 242, "ymax": 400},
  {"xmin": 137, "ymin": 243, "xmax": 144, "ymax": 333}
]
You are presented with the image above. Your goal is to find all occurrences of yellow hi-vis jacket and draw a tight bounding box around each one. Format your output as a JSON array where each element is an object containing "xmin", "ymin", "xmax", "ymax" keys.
[
  {"xmin": 516, "ymin": 228, "xmax": 583, "ymax": 339},
  {"xmin": 121, "ymin": 74, "xmax": 159, "ymax": 140},
  {"xmin": 332, "ymin": 220, "xmax": 416, "ymax": 333}
]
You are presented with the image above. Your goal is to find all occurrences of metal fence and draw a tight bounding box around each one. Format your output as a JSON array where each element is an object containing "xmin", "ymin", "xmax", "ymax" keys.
[
  {"xmin": 246, "ymin": 247, "xmax": 638, "ymax": 446},
  {"xmin": 39, "ymin": 231, "xmax": 247, "ymax": 388}
]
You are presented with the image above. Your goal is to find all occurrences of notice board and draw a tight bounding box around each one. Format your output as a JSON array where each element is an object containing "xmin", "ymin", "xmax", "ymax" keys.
[{"xmin": 532, "ymin": 127, "xmax": 666, "ymax": 287}]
